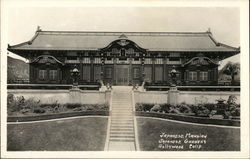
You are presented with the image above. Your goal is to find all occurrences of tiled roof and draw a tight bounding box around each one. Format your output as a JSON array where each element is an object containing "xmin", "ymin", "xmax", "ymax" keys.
[{"xmin": 8, "ymin": 30, "xmax": 240, "ymax": 52}]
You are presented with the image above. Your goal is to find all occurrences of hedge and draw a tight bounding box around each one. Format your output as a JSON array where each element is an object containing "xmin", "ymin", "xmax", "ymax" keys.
[
  {"xmin": 8, "ymin": 111, "xmax": 109, "ymax": 122},
  {"xmin": 135, "ymin": 111, "xmax": 240, "ymax": 127}
]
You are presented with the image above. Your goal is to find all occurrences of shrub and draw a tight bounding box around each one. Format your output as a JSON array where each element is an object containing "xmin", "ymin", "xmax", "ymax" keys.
[
  {"xmin": 65, "ymin": 103, "xmax": 82, "ymax": 109},
  {"xmin": 33, "ymin": 108, "xmax": 45, "ymax": 114},
  {"xmin": 150, "ymin": 104, "xmax": 161, "ymax": 112},
  {"xmin": 135, "ymin": 103, "xmax": 143, "ymax": 111},
  {"xmin": 203, "ymin": 103, "xmax": 216, "ymax": 112},
  {"xmin": 178, "ymin": 104, "xmax": 192, "ymax": 113},
  {"xmin": 169, "ymin": 108, "xmax": 181, "ymax": 114},
  {"xmin": 160, "ymin": 104, "xmax": 171, "ymax": 113},
  {"xmin": 143, "ymin": 104, "xmax": 154, "ymax": 112}
]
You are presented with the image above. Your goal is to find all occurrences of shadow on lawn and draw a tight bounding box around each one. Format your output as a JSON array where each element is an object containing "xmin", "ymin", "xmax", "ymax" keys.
[{"xmin": 7, "ymin": 117, "xmax": 108, "ymax": 151}]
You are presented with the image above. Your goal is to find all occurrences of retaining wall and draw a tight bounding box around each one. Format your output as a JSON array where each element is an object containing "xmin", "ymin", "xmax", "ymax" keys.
[
  {"xmin": 134, "ymin": 91, "xmax": 168, "ymax": 104},
  {"xmin": 134, "ymin": 90, "xmax": 240, "ymax": 104}
]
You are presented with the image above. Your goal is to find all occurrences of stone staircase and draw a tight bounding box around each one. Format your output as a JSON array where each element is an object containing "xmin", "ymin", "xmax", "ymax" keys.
[{"xmin": 107, "ymin": 86, "xmax": 136, "ymax": 151}]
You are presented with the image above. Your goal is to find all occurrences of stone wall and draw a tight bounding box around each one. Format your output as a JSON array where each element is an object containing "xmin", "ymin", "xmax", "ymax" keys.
[
  {"xmin": 7, "ymin": 89, "xmax": 111, "ymax": 104},
  {"xmin": 134, "ymin": 91, "xmax": 168, "ymax": 104},
  {"xmin": 179, "ymin": 91, "xmax": 240, "ymax": 104}
]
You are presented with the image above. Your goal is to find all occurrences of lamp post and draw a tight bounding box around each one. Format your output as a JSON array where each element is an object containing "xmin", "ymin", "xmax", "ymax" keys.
[{"xmin": 70, "ymin": 65, "xmax": 80, "ymax": 87}]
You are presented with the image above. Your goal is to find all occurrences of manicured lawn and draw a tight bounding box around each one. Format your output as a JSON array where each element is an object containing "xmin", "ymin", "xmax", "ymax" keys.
[
  {"xmin": 137, "ymin": 117, "xmax": 240, "ymax": 151},
  {"xmin": 8, "ymin": 117, "xmax": 108, "ymax": 151}
]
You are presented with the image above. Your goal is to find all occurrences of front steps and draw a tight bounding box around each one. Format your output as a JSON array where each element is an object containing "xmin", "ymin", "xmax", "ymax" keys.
[{"xmin": 107, "ymin": 86, "xmax": 136, "ymax": 151}]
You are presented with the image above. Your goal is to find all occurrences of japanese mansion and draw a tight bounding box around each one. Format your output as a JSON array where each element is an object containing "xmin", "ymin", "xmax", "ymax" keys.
[{"xmin": 8, "ymin": 27, "xmax": 240, "ymax": 86}]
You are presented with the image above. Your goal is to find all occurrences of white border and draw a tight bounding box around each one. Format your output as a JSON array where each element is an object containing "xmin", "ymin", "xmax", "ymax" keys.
[{"xmin": 1, "ymin": 0, "xmax": 249, "ymax": 158}]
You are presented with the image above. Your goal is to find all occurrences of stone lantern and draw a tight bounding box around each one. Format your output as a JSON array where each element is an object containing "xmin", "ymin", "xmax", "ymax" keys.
[
  {"xmin": 70, "ymin": 65, "xmax": 80, "ymax": 87},
  {"xmin": 169, "ymin": 66, "xmax": 177, "ymax": 87},
  {"xmin": 168, "ymin": 66, "xmax": 179, "ymax": 105}
]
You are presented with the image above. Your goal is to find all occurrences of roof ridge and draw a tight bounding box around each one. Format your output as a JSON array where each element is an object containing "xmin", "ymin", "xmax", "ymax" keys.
[
  {"xmin": 37, "ymin": 30, "xmax": 210, "ymax": 36},
  {"xmin": 217, "ymin": 42, "xmax": 240, "ymax": 51}
]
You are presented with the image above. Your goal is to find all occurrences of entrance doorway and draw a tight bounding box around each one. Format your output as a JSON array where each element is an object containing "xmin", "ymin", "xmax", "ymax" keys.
[{"xmin": 116, "ymin": 65, "xmax": 129, "ymax": 85}]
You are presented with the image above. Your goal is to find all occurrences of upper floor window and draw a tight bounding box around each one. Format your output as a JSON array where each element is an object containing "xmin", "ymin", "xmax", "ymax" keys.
[
  {"xmin": 189, "ymin": 71, "xmax": 197, "ymax": 81},
  {"xmin": 49, "ymin": 70, "xmax": 57, "ymax": 80},
  {"xmin": 112, "ymin": 48, "xmax": 118, "ymax": 54},
  {"xmin": 133, "ymin": 68, "xmax": 140, "ymax": 79},
  {"xmin": 128, "ymin": 48, "xmax": 134, "ymax": 54},
  {"xmin": 121, "ymin": 49, "xmax": 126, "ymax": 57},
  {"xmin": 200, "ymin": 71, "xmax": 208, "ymax": 81},
  {"xmin": 39, "ymin": 70, "xmax": 47, "ymax": 80}
]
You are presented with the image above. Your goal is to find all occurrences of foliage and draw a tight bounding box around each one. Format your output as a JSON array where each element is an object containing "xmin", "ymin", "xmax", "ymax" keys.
[
  {"xmin": 221, "ymin": 62, "xmax": 240, "ymax": 85},
  {"xmin": 150, "ymin": 104, "xmax": 161, "ymax": 112},
  {"xmin": 136, "ymin": 95, "xmax": 240, "ymax": 119},
  {"xmin": 7, "ymin": 94, "xmax": 109, "ymax": 116}
]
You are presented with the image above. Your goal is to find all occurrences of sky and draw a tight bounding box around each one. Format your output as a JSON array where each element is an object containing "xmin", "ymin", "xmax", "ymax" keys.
[{"xmin": 3, "ymin": 2, "xmax": 241, "ymax": 69}]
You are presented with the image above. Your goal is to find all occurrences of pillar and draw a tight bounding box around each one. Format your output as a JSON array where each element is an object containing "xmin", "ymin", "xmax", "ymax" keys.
[
  {"xmin": 168, "ymin": 86, "xmax": 179, "ymax": 105},
  {"xmin": 69, "ymin": 87, "xmax": 81, "ymax": 104}
]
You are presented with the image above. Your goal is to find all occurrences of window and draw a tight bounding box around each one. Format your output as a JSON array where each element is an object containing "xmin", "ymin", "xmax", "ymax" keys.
[
  {"xmin": 82, "ymin": 65, "xmax": 91, "ymax": 81},
  {"xmin": 39, "ymin": 70, "xmax": 46, "ymax": 80},
  {"xmin": 155, "ymin": 66, "xmax": 163, "ymax": 82},
  {"xmin": 49, "ymin": 70, "xmax": 57, "ymax": 80},
  {"xmin": 200, "ymin": 71, "xmax": 208, "ymax": 81},
  {"xmin": 133, "ymin": 68, "xmax": 140, "ymax": 79},
  {"xmin": 128, "ymin": 48, "xmax": 134, "ymax": 54},
  {"xmin": 94, "ymin": 66, "xmax": 101, "ymax": 82},
  {"xmin": 121, "ymin": 49, "xmax": 125, "ymax": 57},
  {"xmin": 189, "ymin": 71, "xmax": 197, "ymax": 81},
  {"xmin": 144, "ymin": 66, "xmax": 152, "ymax": 82},
  {"xmin": 105, "ymin": 67, "xmax": 112, "ymax": 79}
]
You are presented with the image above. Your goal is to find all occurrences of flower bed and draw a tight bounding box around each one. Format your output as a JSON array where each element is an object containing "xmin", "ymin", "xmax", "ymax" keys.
[
  {"xmin": 7, "ymin": 94, "xmax": 109, "ymax": 117},
  {"xmin": 136, "ymin": 95, "xmax": 240, "ymax": 120}
]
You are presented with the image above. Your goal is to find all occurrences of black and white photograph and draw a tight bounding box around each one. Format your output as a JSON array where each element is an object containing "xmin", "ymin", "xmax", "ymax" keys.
[{"xmin": 1, "ymin": 0, "xmax": 249, "ymax": 158}]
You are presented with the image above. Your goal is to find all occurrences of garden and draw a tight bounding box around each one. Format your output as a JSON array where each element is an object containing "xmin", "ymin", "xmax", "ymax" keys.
[
  {"xmin": 7, "ymin": 94, "xmax": 109, "ymax": 117},
  {"xmin": 136, "ymin": 95, "xmax": 240, "ymax": 120}
]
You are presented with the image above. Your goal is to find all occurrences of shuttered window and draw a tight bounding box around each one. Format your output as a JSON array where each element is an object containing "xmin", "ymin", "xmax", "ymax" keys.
[
  {"xmin": 189, "ymin": 71, "xmax": 197, "ymax": 81},
  {"xmin": 94, "ymin": 66, "xmax": 101, "ymax": 82},
  {"xmin": 49, "ymin": 70, "xmax": 57, "ymax": 80},
  {"xmin": 155, "ymin": 66, "xmax": 163, "ymax": 82},
  {"xmin": 82, "ymin": 65, "xmax": 91, "ymax": 81},
  {"xmin": 39, "ymin": 70, "xmax": 47, "ymax": 80},
  {"xmin": 200, "ymin": 71, "xmax": 208, "ymax": 81},
  {"xmin": 144, "ymin": 66, "xmax": 152, "ymax": 82}
]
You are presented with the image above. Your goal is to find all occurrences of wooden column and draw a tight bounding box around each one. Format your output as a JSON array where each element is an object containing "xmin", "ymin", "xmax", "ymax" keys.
[
  {"xmin": 163, "ymin": 57, "xmax": 167, "ymax": 83},
  {"xmin": 113, "ymin": 57, "xmax": 117, "ymax": 85},
  {"xmin": 129, "ymin": 57, "xmax": 133, "ymax": 85},
  {"xmin": 79, "ymin": 57, "xmax": 83, "ymax": 81},
  {"xmin": 90, "ymin": 57, "xmax": 94, "ymax": 82},
  {"xmin": 152, "ymin": 57, "xmax": 155, "ymax": 83}
]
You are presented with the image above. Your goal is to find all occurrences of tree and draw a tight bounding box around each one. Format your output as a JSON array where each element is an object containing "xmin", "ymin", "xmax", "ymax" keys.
[{"xmin": 221, "ymin": 62, "xmax": 240, "ymax": 85}]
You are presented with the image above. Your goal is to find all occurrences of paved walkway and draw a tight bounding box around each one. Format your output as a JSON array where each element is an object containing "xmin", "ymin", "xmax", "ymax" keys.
[{"xmin": 107, "ymin": 86, "xmax": 136, "ymax": 151}]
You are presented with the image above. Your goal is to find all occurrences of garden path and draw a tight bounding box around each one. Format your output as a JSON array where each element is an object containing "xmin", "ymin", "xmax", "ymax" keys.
[{"xmin": 106, "ymin": 86, "xmax": 136, "ymax": 151}]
